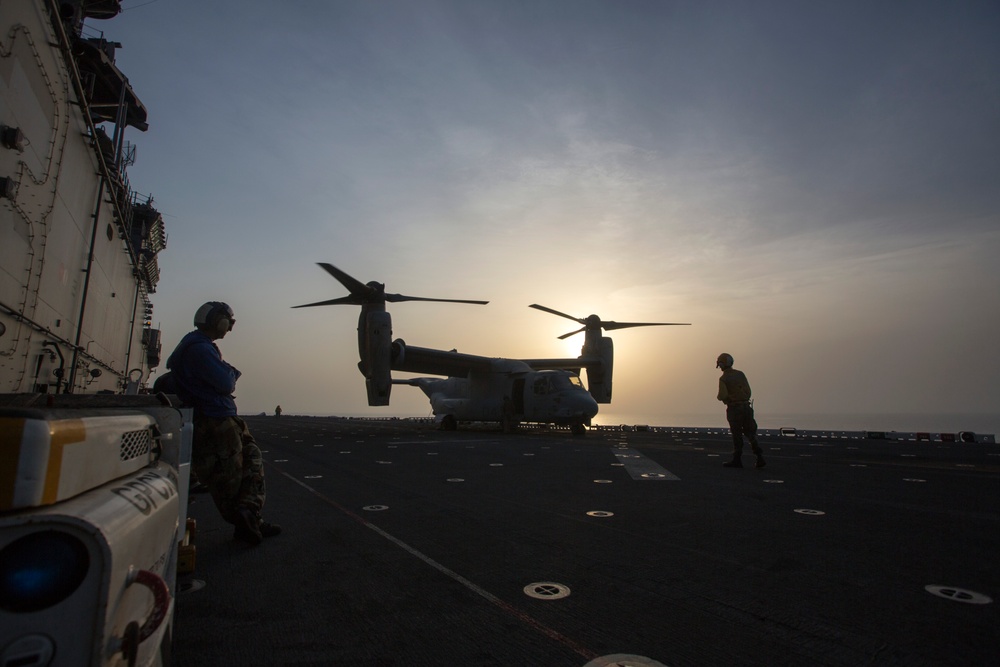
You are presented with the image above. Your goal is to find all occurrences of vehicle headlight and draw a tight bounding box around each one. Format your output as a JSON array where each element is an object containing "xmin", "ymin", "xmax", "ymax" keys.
[{"xmin": 0, "ymin": 531, "xmax": 90, "ymax": 612}]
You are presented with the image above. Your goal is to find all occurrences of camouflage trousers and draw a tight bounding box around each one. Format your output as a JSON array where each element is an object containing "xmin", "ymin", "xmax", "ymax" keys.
[
  {"xmin": 192, "ymin": 415, "xmax": 266, "ymax": 524},
  {"xmin": 726, "ymin": 403, "xmax": 763, "ymax": 457}
]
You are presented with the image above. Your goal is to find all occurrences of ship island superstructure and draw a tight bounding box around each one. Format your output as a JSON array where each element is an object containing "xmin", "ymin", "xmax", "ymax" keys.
[{"xmin": 0, "ymin": 0, "xmax": 164, "ymax": 396}]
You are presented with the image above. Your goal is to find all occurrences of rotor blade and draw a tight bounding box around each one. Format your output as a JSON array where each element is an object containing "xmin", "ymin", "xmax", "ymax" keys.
[
  {"xmin": 529, "ymin": 304, "xmax": 584, "ymax": 324},
  {"xmin": 386, "ymin": 293, "xmax": 489, "ymax": 305},
  {"xmin": 602, "ymin": 321, "xmax": 691, "ymax": 331},
  {"xmin": 304, "ymin": 263, "xmax": 487, "ymax": 306},
  {"xmin": 557, "ymin": 327, "xmax": 587, "ymax": 340},
  {"xmin": 317, "ymin": 262, "xmax": 372, "ymax": 297},
  {"xmin": 291, "ymin": 296, "xmax": 361, "ymax": 309}
]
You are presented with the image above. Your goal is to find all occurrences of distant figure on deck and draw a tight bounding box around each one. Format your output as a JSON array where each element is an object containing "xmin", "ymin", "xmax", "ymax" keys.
[
  {"xmin": 716, "ymin": 353, "xmax": 765, "ymax": 469},
  {"xmin": 275, "ymin": 405, "xmax": 282, "ymax": 418},
  {"xmin": 167, "ymin": 301, "xmax": 281, "ymax": 545},
  {"xmin": 501, "ymin": 395, "xmax": 515, "ymax": 433}
]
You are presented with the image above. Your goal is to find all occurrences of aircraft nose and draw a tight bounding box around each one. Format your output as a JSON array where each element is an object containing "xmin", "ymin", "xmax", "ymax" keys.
[{"xmin": 576, "ymin": 392, "xmax": 599, "ymax": 418}]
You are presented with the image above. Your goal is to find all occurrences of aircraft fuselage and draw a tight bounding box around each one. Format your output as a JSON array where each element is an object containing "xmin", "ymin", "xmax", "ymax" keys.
[{"xmin": 404, "ymin": 367, "xmax": 599, "ymax": 428}]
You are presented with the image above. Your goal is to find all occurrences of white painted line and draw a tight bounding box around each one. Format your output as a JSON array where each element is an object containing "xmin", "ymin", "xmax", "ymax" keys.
[
  {"xmin": 584, "ymin": 656, "xmax": 668, "ymax": 667},
  {"xmin": 395, "ymin": 439, "xmax": 484, "ymax": 445},
  {"xmin": 278, "ymin": 472, "xmax": 599, "ymax": 661}
]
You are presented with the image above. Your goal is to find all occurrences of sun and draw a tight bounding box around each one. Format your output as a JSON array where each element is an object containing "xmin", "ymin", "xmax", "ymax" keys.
[{"xmin": 561, "ymin": 335, "xmax": 585, "ymax": 360}]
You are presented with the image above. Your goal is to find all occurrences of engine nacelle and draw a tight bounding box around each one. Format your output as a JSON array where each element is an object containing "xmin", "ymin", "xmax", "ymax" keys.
[
  {"xmin": 391, "ymin": 338, "xmax": 406, "ymax": 366},
  {"xmin": 363, "ymin": 310, "xmax": 392, "ymax": 405},
  {"xmin": 586, "ymin": 337, "xmax": 615, "ymax": 403}
]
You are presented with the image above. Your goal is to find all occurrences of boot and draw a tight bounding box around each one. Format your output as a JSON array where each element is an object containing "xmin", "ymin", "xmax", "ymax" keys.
[
  {"xmin": 260, "ymin": 521, "xmax": 282, "ymax": 538},
  {"xmin": 233, "ymin": 508, "xmax": 263, "ymax": 545},
  {"xmin": 722, "ymin": 455, "xmax": 743, "ymax": 468},
  {"xmin": 755, "ymin": 455, "xmax": 766, "ymax": 469}
]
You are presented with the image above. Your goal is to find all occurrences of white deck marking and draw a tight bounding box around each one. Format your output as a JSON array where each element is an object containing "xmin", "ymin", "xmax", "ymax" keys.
[
  {"xmin": 277, "ymin": 470, "xmax": 599, "ymax": 661},
  {"xmin": 611, "ymin": 448, "xmax": 680, "ymax": 480}
]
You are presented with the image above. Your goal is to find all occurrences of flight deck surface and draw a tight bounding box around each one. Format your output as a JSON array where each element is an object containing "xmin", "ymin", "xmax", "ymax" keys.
[{"xmin": 173, "ymin": 416, "xmax": 999, "ymax": 666}]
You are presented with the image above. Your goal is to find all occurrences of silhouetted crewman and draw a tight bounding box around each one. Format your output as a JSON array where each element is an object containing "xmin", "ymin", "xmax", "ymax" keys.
[
  {"xmin": 167, "ymin": 301, "xmax": 282, "ymax": 545},
  {"xmin": 716, "ymin": 353, "xmax": 765, "ymax": 469}
]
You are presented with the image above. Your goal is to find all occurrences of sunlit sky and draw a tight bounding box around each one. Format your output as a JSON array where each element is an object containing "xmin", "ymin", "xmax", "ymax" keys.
[{"xmin": 106, "ymin": 1, "xmax": 999, "ymax": 431}]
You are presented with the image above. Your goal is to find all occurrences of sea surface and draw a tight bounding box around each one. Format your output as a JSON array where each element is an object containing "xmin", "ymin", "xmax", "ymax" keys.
[
  {"xmin": 315, "ymin": 410, "xmax": 999, "ymax": 437},
  {"xmin": 592, "ymin": 411, "xmax": 1000, "ymax": 436}
]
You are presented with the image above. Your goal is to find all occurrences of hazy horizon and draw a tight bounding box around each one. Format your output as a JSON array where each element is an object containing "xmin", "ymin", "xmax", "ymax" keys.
[{"xmin": 246, "ymin": 408, "xmax": 1000, "ymax": 437}]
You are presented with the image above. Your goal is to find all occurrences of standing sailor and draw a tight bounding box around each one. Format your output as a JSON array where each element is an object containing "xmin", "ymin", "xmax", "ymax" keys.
[{"xmin": 716, "ymin": 353, "xmax": 766, "ymax": 469}]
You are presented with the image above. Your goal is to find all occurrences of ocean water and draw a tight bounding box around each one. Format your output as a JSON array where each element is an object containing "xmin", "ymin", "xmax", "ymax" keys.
[
  {"xmin": 593, "ymin": 411, "xmax": 1000, "ymax": 436},
  {"xmin": 318, "ymin": 409, "xmax": 999, "ymax": 437}
]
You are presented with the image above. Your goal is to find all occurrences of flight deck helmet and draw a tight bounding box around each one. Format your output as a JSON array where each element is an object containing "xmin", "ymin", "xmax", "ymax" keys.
[
  {"xmin": 194, "ymin": 301, "xmax": 235, "ymax": 336},
  {"xmin": 716, "ymin": 353, "xmax": 734, "ymax": 369}
]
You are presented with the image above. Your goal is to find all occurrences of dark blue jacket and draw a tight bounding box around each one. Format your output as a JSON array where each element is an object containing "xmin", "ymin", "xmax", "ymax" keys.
[{"xmin": 166, "ymin": 330, "xmax": 241, "ymax": 417}]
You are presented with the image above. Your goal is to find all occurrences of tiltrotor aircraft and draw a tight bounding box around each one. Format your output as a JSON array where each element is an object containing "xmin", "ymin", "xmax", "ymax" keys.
[{"xmin": 294, "ymin": 263, "xmax": 689, "ymax": 434}]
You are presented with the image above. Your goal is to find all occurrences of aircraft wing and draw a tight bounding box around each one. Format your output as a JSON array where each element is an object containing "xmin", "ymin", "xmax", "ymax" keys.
[
  {"xmin": 391, "ymin": 376, "xmax": 441, "ymax": 396},
  {"xmin": 521, "ymin": 356, "xmax": 601, "ymax": 371},
  {"xmin": 392, "ymin": 343, "xmax": 497, "ymax": 377}
]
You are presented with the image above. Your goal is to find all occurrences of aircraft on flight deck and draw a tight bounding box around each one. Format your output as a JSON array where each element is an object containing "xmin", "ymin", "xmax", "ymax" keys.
[{"xmin": 293, "ymin": 263, "xmax": 690, "ymax": 434}]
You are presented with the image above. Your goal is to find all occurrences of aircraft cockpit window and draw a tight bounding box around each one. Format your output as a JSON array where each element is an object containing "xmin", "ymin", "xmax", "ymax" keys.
[
  {"xmin": 533, "ymin": 378, "xmax": 550, "ymax": 395},
  {"xmin": 550, "ymin": 374, "xmax": 574, "ymax": 390},
  {"xmin": 568, "ymin": 375, "xmax": 584, "ymax": 388}
]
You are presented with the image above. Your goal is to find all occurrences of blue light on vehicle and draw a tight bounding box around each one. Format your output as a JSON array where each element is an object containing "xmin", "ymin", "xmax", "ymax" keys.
[{"xmin": 0, "ymin": 531, "xmax": 90, "ymax": 612}]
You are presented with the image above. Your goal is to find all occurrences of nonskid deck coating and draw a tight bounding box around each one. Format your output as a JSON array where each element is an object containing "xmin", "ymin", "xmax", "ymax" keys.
[{"xmin": 174, "ymin": 416, "xmax": 1000, "ymax": 666}]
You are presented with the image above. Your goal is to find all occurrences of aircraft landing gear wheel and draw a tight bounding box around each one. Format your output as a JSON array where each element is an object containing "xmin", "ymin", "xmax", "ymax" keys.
[
  {"xmin": 571, "ymin": 422, "xmax": 587, "ymax": 436},
  {"xmin": 441, "ymin": 415, "xmax": 457, "ymax": 431}
]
